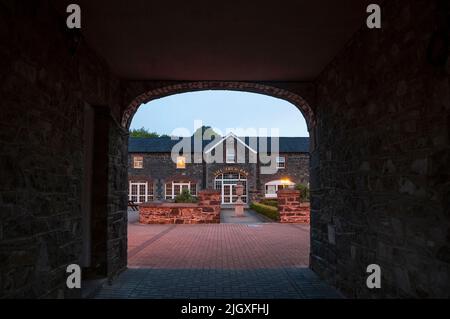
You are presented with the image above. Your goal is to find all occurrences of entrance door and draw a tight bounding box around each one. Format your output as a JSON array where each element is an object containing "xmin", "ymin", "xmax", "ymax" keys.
[
  {"xmin": 223, "ymin": 184, "xmax": 239, "ymax": 204},
  {"xmin": 215, "ymin": 172, "xmax": 248, "ymax": 204}
]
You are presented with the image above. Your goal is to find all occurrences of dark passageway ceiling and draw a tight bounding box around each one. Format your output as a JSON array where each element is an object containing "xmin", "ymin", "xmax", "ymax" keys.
[{"xmin": 55, "ymin": 0, "xmax": 372, "ymax": 81}]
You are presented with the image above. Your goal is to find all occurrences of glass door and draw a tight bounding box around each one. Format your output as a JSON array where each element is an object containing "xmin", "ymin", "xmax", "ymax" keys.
[{"xmin": 223, "ymin": 184, "xmax": 234, "ymax": 204}]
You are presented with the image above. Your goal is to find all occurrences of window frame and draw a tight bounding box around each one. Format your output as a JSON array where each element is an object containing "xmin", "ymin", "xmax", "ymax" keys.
[
  {"xmin": 226, "ymin": 147, "xmax": 236, "ymax": 163},
  {"xmin": 276, "ymin": 156, "xmax": 286, "ymax": 169},
  {"xmin": 129, "ymin": 181, "xmax": 153, "ymax": 203},
  {"xmin": 133, "ymin": 156, "xmax": 144, "ymax": 169},
  {"xmin": 165, "ymin": 181, "xmax": 197, "ymax": 199},
  {"xmin": 264, "ymin": 179, "xmax": 294, "ymax": 198}
]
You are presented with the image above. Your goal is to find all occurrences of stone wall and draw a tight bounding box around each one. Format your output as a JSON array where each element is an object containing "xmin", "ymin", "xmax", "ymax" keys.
[
  {"xmin": 277, "ymin": 189, "xmax": 310, "ymax": 224},
  {"xmin": 139, "ymin": 190, "xmax": 221, "ymax": 224},
  {"xmin": 0, "ymin": 1, "xmax": 124, "ymax": 298},
  {"xmin": 258, "ymin": 152, "xmax": 310, "ymax": 200},
  {"xmin": 128, "ymin": 152, "xmax": 204, "ymax": 200},
  {"xmin": 311, "ymin": 0, "xmax": 450, "ymax": 298}
]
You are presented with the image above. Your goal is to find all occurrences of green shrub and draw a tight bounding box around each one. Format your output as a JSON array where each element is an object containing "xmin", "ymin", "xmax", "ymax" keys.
[
  {"xmin": 174, "ymin": 189, "xmax": 198, "ymax": 203},
  {"xmin": 260, "ymin": 199, "xmax": 278, "ymax": 208},
  {"xmin": 250, "ymin": 202, "xmax": 280, "ymax": 221},
  {"xmin": 295, "ymin": 183, "xmax": 310, "ymax": 202}
]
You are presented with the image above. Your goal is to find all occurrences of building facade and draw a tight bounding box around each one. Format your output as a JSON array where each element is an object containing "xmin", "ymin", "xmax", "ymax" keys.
[{"xmin": 128, "ymin": 134, "xmax": 309, "ymax": 205}]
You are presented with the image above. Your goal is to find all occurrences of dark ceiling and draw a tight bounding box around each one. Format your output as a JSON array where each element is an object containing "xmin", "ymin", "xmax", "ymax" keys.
[{"xmin": 56, "ymin": 0, "xmax": 372, "ymax": 81}]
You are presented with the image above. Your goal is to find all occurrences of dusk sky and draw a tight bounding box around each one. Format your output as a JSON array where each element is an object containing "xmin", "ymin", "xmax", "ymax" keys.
[{"xmin": 130, "ymin": 91, "xmax": 309, "ymax": 137}]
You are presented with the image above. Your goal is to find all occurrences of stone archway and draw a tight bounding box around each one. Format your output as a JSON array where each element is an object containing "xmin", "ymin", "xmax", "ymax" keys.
[{"xmin": 121, "ymin": 81, "xmax": 316, "ymax": 131}]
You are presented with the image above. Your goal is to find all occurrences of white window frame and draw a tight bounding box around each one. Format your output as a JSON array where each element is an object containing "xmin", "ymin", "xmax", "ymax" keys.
[
  {"xmin": 214, "ymin": 173, "xmax": 248, "ymax": 204},
  {"xmin": 129, "ymin": 181, "xmax": 152, "ymax": 203},
  {"xmin": 264, "ymin": 180, "xmax": 294, "ymax": 198},
  {"xmin": 133, "ymin": 156, "xmax": 144, "ymax": 169},
  {"xmin": 226, "ymin": 146, "xmax": 235, "ymax": 163},
  {"xmin": 276, "ymin": 156, "xmax": 286, "ymax": 169},
  {"xmin": 165, "ymin": 181, "xmax": 197, "ymax": 199}
]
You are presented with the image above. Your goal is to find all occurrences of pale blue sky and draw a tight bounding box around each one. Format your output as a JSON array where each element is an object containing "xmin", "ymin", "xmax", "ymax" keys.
[{"xmin": 130, "ymin": 90, "xmax": 309, "ymax": 137}]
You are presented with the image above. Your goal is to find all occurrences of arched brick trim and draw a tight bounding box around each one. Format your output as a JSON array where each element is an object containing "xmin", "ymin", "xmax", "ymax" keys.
[
  {"xmin": 212, "ymin": 167, "xmax": 249, "ymax": 178},
  {"xmin": 164, "ymin": 175, "xmax": 201, "ymax": 184},
  {"xmin": 128, "ymin": 176, "xmax": 154, "ymax": 183},
  {"xmin": 122, "ymin": 81, "xmax": 315, "ymax": 130}
]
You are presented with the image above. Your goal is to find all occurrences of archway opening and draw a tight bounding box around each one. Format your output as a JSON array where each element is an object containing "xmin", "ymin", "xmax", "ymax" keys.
[{"xmin": 99, "ymin": 85, "xmax": 329, "ymax": 299}]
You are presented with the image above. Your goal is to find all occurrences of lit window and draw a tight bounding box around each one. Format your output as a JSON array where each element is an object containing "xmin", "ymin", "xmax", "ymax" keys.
[
  {"xmin": 133, "ymin": 156, "xmax": 143, "ymax": 169},
  {"xmin": 176, "ymin": 156, "xmax": 186, "ymax": 169},
  {"xmin": 276, "ymin": 156, "xmax": 286, "ymax": 169}
]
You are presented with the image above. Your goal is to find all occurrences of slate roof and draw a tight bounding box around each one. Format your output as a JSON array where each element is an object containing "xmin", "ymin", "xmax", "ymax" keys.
[{"xmin": 129, "ymin": 136, "xmax": 309, "ymax": 153}]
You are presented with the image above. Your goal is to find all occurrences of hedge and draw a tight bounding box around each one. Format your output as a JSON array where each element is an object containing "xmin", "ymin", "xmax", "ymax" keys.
[
  {"xmin": 260, "ymin": 199, "xmax": 278, "ymax": 208},
  {"xmin": 250, "ymin": 202, "xmax": 280, "ymax": 221}
]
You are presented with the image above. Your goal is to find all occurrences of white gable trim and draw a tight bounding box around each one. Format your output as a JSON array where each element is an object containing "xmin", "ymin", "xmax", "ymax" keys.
[{"xmin": 204, "ymin": 133, "xmax": 257, "ymax": 154}]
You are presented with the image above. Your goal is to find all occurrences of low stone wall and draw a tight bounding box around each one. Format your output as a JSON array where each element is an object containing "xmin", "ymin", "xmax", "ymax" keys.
[
  {"xmin": 277, "ymin": 189, "xmax": 310, "ymax": 224},
  {"xmin": 139, "ymin": 190, "xmax": 221, "ymax": 224}
]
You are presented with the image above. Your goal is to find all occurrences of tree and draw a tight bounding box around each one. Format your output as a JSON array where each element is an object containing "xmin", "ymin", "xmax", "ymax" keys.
[
  {"xmin": 295, "ymin": 183, "xmax": 310, "ymax": 202},
  {"xmin": 193, "ymin": 126, "xmax": 221, "ymax": 139},
  {"xmin": 130, "ymin": 127, "xmax": 162, "ymax": 138}
]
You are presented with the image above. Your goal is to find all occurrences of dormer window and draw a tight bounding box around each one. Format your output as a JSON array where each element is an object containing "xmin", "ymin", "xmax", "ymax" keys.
[{"xmin": 226, "ymin": 145, "xmax": 235, "ymax": 163}]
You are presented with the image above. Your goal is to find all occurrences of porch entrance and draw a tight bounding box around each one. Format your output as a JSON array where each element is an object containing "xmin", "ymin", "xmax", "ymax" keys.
[{"xmin": 214, "ymin": 172, "xmax": 247, "ymax": 204}]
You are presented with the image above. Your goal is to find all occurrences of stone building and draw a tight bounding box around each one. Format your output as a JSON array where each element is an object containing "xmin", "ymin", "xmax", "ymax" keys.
[{"xmin": 128, "ymin": 133, "xmax": 310, "ymax": 204}]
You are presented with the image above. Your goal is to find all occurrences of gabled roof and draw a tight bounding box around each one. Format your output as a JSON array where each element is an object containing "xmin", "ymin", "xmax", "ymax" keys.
[
  {"xmin": 128, "ymin": 136, "xmax": 309, "ymax": 153},
  {"xmin": 204, "ymin": 133, "xmax": 257, "ymax": 154}
]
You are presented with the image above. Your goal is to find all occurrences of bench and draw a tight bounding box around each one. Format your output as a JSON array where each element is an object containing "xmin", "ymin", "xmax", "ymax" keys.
[{"xmin": 128, "ymin": 200, "xmax": 139, "ymax": 211}]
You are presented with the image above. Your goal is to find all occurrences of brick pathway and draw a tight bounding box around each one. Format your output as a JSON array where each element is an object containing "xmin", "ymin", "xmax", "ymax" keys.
[
  {"xmin": 220, "ymin": 208, "xmax": 269, "ymax": 223},
  {"xmin": 128, "ymin": 223, "xmax": 310, "ymax": 268},
  {"xmin": 94, "ymin": 212, "xmax": 342, "ymax": 299}
]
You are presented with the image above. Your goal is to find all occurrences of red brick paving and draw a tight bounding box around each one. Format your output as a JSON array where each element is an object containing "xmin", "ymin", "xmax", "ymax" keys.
[{"xmin": 128, "ymin": 222, "xmax": 310, "ymax": 269}]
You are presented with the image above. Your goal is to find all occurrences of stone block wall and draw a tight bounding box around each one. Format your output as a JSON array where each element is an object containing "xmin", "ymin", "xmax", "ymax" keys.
[
  {"xmin": 258, "ymin": 152, "xmax": 310, "ymax": 201},
  {"xmin": 0, "ymin": 1, "xmax": 124, "ymax": 298},
  {"xmin": 128, "ymin": 152, "xmax": 204, "ymax": 200},
  {"xmin": 139, "ymin": 190, "xmax": 221, "ymax": 224},
  {"xmin": 311, "ymin": 0, "xmax": 450, "ymax": 298},
  {"xmin": 277, "ymin": 189, "xmax": 310, "ymax": 224}
]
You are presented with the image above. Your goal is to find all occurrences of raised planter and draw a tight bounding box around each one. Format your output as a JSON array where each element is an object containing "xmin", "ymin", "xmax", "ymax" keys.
[
  {"xmin": 277, "ymin": 189, "xmax": 310, "ymax": 224},
  {"xmin": 139, "ymin": 190, "xmax": 221, "ymax": 224}
]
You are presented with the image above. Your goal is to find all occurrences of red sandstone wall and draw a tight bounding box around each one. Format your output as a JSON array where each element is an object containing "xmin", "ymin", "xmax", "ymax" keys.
[
  {"xmin": 277, "ymin": 189, "xmax": 310, "ymax": 224},
  {"xmin": 139, "ymin": 190, "xmax": 221, "ymax": 224}
]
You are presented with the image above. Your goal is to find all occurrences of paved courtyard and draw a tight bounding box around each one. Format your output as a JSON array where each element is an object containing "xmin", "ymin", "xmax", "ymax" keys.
[{"xmin": 94, "ymin": 210, "xmax": 342, "ymax": 298}]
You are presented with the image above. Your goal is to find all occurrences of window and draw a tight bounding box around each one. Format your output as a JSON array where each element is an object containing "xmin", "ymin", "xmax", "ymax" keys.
[
  {"xmin": 214, "ymin": 173, "xmax": 248, "ymax": 203},
  {"xmin": 276, "ymin": 156, "xmax": 286, "ymax": 169},
  {"xmin": 133, "ymin": 156, "xmax": 143, "ymax": 169},
  {"xmin": 129, "ymin": 181, "xmax": 153, "ymax": 203},
  {"xmin": 165, "ymin": 181, "xmax": 197, "ymax": 199},
  {"xmin": 264, "ymin": 179, "xmax": 294, "ymax": 198},
  {"xmin": 176, "ymin": 156, "xmax": 186, "ymax": 169},
  {"xmin": 226, "ymin": 146, "xmax": 235, "ymax": 163}
]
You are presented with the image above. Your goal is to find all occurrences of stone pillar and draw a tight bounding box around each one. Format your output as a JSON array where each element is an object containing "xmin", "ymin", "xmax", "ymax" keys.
[
  {"xmin": 277, "ymin": 189, "xmax": 310, "ymax": 224},
  {"xmin": 234, "ymin": 184, "xmax": 245, "ymax": 217},
  {"xmin": 198, "ymin": 190, "xmax": 221, "ymax": 223}
]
